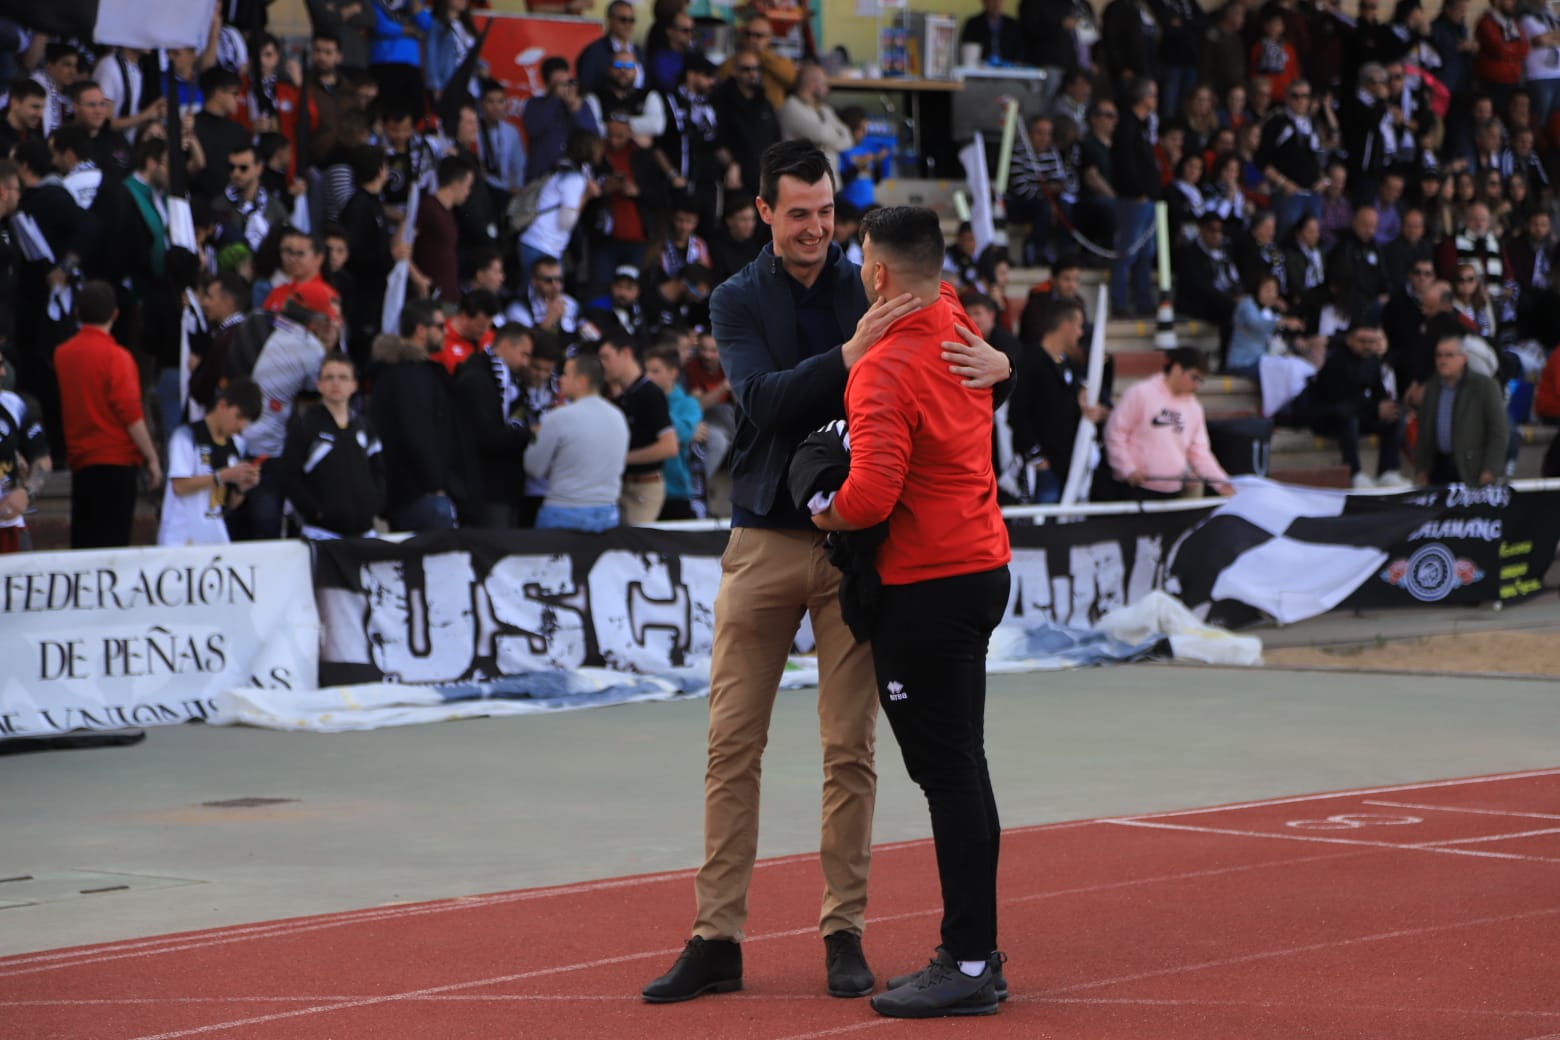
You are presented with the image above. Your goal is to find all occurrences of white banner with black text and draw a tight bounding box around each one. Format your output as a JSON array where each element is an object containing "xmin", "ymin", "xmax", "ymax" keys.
[{"xmin": 0, "ymin": 542, "xmax": 320, "ymax": 739}]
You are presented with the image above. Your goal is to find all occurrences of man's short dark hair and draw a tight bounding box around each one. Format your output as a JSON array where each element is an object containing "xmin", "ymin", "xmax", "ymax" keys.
[
  {"xmin": 200, "ymin": 66, "xmax": 241, "ymax": 98},
  {"xmin": 77, "ymin": 281, "xmax": 118, "ymax": 326},
  {"xmin": 15, "ymin": 139, "xmax": 51, "ymax": 179},
  {"xmin": 437, "ymin": 153, "xmax": 475, "ymax": 188},
  {"xmin": 131, "ymin": 135, "xmax": 167, "ymax": 172},
  {"xmin": 348, "ymin": 144, "xmax": 385, "ymax": 186},
  {"xmin": 1037, "ymin": 297, "xmax": 1084, "ymax": 338},
  {"xmin": 530, "ymin": 335, "xmax": 562, "ymax": 366},
  {"xmin": 463, "ymin": 244, "xmax": 504, "ymax": 280},
  {"xmin": 8, "ymin": 78, "xmax": 46, "ymax": 104},
  {"xmin": 227, "ymin": 142, "xmax": 257, "ymax": 166},
  {"xmin": 460, "ymin": 289, "xmax": 502, "ymax": 318},
  {"xmin": 44, "ymin": 42, "xmax": 79, "ymax": 68},
  {"xmin": 68, "ymin": 80, "xmax": 103, "ymax": 104},
  {"xmin": 959, "ymin": 291, "xmax": 998, "ymax": 315},
  {"xmin": 312, "ymin": 28, "xmax": 341, "ymax": 48},
  {"xmin": 859, "ymin": 205, "xmax": 945, "ymax": 280},
  {"xmin": 645, "ymin": 339, "xmax": 681, "ymax": 370},
  {"xmin": 540, "ymin": 56, "xmax": 570, "ymax": 82},
  {"xmin": 210, "ymin": 270, "xmax": 249, "ymax": 308},
  {"xmin": 217, "ymin": 377, "xmax": 263, "ymax": 421},
  {"xmin": 758, "ymin": 139, "xmax": 833, "ymax": 208},
  {"xmin": 479, "ymin": 77, "xmax": 505, "ymax": 98},
  {"xmin": 493, "ymin": 323, "xmax": 533, "ymax": 348},
  {"xmin": 531, "ymin": 254, "xmax": 562, "ymax": 275},
  {"xmin": 281, "ymin": 226, "xmax": 324, "ymax": 255},
  {"xmin": 399, "ymin": 298, "xmax": 441, "ymax": 338},
  {"xmin": 567, "ymin": 350, "xmax": 604, "ymax": 390},
  {"xmin": 1164, "ymin": 346, "xmax": 1208, "ymax": 373},
  {"xmin": 319, "ymin": 351, "xmax": 357, "ymax": 378},
  {"xmin": 256, "ymin": 132, "xmax": 289, "ymax": 163},
  {"xmin": 50, "ymin": 125, "xmax": 90, "ymax": 161}
]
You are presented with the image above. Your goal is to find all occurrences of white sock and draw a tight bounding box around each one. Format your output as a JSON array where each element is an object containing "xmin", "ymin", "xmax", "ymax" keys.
[{"xmin": 958, "ymin": 959, "xmax": 986, "ymax": 978}]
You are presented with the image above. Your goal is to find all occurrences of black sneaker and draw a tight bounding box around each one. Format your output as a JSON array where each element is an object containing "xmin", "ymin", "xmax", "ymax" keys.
[
  {"xmin": 641, "ymin": 937, "xmax": 743, "ymax": 1003},
  {"xmin": 823, "ymin": 931, "xmax": 875, "ymax": 997},
  {"xmin": 871, "ymin": 949, "xmax": 1000, "ymax": 1018},
  {"xmin": 887, "ymin": 947, "xmax": 1008, "ymax": 1001}
]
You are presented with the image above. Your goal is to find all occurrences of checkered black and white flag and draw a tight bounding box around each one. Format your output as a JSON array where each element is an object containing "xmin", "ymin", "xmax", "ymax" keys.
[{"xmin": 1165, "ymin": 478, "xmax": 1438, "ymax": 626}]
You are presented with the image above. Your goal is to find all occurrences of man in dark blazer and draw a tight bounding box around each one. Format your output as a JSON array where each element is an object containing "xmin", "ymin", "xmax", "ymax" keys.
[
  {"xmin": 641, "ymin": 140, "xmax": 1011, "ymax": 1008},
  {"xmin": 960, "ymin": 0, "xmax": 1028, "ymax": 64},
  {"xmin": 453, "ymin": 323, "xmax": 534, "ymax": 528},
  {"xmin": 575, "ymin": 0, "xmax": 647, "ymax": 98}
]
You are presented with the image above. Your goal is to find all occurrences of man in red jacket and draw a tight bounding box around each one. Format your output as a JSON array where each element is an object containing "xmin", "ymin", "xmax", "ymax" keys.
[
  {"xmin": 55, "ymin": 280, "xmax": 163, "ymax": 548},
  {"xmin": 1475, "ymin": 0, "xmax": 1529, "ymax": 111},
  {"xmin": 814, "ymin": 206, "xmax": 1013, "ymax": 1019}
]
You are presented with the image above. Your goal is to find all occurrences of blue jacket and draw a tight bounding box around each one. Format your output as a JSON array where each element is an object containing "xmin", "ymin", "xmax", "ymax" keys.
[
  {"xmin": 1228, "ymin": 297, "xmax": 1279, "ymax": 374},
  {"xmin": 426, "ymin": 19, "xmax": 469, "ymax": 95},
  {"xmin": 710, "ymin": 242, "xmax": 869, "ymax": 517},
  {"xmin": 371, "ymin": 3, "xmax": 431, "ymax": 68},
  {"xmin": 663, "ymin": 384, "xmax": 703, "ymax": 500}
]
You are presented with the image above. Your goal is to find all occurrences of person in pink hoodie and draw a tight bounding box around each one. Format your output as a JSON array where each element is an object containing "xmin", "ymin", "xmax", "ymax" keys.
[{"xmin": 1104, "ymin": 347, "xmax": 1234, "ymax": 499}]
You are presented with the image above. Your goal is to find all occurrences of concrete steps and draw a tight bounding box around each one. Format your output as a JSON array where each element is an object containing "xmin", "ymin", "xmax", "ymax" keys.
[{"xmin": 1000, "ymin": 261, "xmax": 1558, "ymax": 489}]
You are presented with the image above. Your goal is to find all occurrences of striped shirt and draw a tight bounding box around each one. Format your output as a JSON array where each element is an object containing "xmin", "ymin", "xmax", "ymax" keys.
[
  {"xmin": 245, "ymin": 318, "xmax": 327, "ymax": 458},
  {"xmin": 1010, "ymin": 147, "xmax": 1073, "ymax": 200}
]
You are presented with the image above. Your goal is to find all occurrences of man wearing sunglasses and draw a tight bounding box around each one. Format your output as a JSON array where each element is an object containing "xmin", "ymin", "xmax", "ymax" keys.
[
  {"xmin": 1258, "ymin": 77, "xmax": 1328, "ymax": 240},
  {"xmin": 719, "ymin": 15, "xmax": 796, "ymax": 113},
  {"xmin": 212, "ymin": 144, "xmax": 290, "ymax": 252},
  {"xmin": 577, "ymin": 0, "xmax": 646, "ymax": 98},
  {"xmin": 585, "ymin": 55, "xmax": 667, "ymax": 145}
]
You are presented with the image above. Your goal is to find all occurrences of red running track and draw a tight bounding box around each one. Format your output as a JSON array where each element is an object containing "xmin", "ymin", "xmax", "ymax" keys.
[{"xmin": 6, "ymin": 768, "xmax": 1560, "ymax": 1040}]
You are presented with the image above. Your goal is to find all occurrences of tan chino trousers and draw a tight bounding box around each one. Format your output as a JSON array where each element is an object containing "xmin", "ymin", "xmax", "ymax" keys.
[{"xmin": 693, "ymin": 527, "xmax": 879, "ymax": 942}]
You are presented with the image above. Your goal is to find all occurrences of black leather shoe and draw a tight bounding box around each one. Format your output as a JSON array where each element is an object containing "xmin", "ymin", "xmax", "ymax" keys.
[
  {"xmin": 887, "ymin": 947, "xmax": 1008, "ymax": 1001},
  {"xmin": 642, "ymin": 937, "xmax": 743, "ymax": 1003},
  {"xmin": 823, "ymin": 931, "xmax": 874, "ymax": 997}
]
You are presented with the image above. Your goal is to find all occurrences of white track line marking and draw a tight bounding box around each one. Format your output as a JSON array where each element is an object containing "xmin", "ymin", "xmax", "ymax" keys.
[
  {"xmin": 13, "ymin": 992, "xmax": 1560, "ymax": 1016},
  {"xmin": 1023, "ymin": 995, "xmax": 1560, "ymax": 1019},
  {"xmin": 771, "ymin": 1021, "xmax": 896, "ymax": 1040},
  {"xmin": 1104, "ymin": 818, "xmax": 1560, "ymax": 864},
  {"xmin": 15, "ymin": 769, "xmax": 1552, "ymax": 971},
  {"xmin": 1115, "ymin": 767, "xmax": 1560, "ymax": 820},
  {"xmin": 1051, "ymin": 906, "xmax": 1560, "ymax": 994},
  {"xmin": 1415, "ymin": 828, "xmax": 1560, "ymax": 847},
  {"xmin": 46, "ymin": 852, "xmax": 1343, "ymax": 1038},
  {"xmin": 0, "ymin": 821, "xmax": 1102, "ymax": 973},
  {"xmin": 1365, "ymin": 800, "xmax": 1560, "ymax": 822},
  {"xmin": 0, "ymin": 847, "xmax": 1351, "ymax": 982}
]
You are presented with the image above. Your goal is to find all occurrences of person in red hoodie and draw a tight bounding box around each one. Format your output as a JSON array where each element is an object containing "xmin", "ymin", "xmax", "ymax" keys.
[
  {"xmin": 54, "ymin": 281, "xmax": 163, "ymax": 548},
  {"xmin": 1475, "ymin": 0, "xmax": 1530, "ymax": 111},
  {"xmin": 813, "ymin": 205, "xmax": 1013, "ymax": 1020}
]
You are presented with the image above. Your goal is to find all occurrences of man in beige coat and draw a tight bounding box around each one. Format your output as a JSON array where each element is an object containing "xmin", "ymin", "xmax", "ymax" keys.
[{"xmin": 779, "ymin": 63, "xmax": 855, "ymax": 175}]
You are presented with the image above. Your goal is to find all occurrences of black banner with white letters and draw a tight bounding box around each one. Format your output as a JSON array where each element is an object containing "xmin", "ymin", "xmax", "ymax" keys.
[
  {"xmin": 310, "ymin": 513, "xmax": 1215, "ymax": 686},
  {"xmin": 1345, "ymin": 484, "xmax": 1560, "ymax": 608}
]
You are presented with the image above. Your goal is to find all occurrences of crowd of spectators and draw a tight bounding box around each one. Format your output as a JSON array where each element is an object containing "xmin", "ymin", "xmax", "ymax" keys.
[
  {"xmin": 1005, "ymin": 0, "xmax": 1560, "ymax": 489},
  {"xmin": 1, "ymin": 0, "xmax": 1557, "ymax": 553}
]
